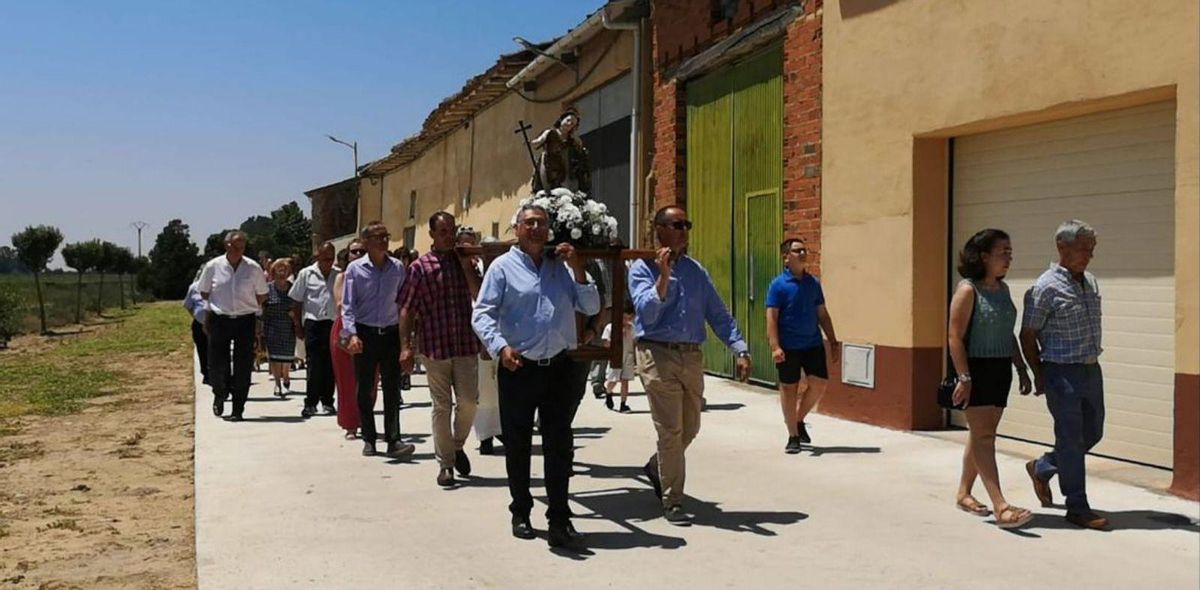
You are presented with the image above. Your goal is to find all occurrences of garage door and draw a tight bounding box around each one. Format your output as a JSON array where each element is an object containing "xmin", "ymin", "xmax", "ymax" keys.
[{"xmin": 951, "ymin": 101, "xmax": 1176, "ymax": 468}]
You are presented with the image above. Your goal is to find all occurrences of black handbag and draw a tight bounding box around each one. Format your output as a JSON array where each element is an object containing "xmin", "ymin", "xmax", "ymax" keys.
[{"xmin": 938, "ymin": 284, "xmax": 977, "ymax": 410}]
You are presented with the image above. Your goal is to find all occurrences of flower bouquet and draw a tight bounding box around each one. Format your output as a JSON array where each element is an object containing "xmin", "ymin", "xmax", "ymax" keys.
[{"xmin": 515, "ymin": 187, "xmax": 619, "ymax": 248}]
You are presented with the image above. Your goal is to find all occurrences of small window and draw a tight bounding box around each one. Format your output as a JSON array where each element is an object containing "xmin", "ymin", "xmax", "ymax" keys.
[
  {"xmin": 408, "ymin": 190, "xmax": 417, "ymax": 220},
  {"xmin": 491, "ymin": 222, "xmax": 499, "ymax": 239}
]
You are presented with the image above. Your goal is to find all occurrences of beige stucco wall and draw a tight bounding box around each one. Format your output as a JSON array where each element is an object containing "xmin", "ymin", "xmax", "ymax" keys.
[
  {"xmin": 822, "ymin": 0, "xmax": 1199, "ymax": 372},
  {"xmin": 369, "ymin": 28, "xmax": 635, "ymax": 254}
]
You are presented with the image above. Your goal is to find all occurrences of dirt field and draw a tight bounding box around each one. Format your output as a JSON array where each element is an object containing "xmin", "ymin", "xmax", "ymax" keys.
[{"xmin": 0, "ymin": 303, "xmax": 196, "ymax": 589}]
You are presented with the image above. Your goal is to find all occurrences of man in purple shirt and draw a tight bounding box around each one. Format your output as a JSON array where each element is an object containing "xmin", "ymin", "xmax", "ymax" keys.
[{"xmin": 342, "ymin": 221, "xmax": 415, "ymax": 459}]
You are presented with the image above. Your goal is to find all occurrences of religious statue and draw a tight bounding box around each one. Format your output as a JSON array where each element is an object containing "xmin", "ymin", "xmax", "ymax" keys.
[{"xmin": 528, "ymin": 109, "xmax": 592, "ymax": 194}]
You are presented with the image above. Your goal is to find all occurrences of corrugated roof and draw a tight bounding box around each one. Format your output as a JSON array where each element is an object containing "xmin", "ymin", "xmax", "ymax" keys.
[{"xmin": 363, "ymin": 43, "xmax": 553, "ymax": 176}]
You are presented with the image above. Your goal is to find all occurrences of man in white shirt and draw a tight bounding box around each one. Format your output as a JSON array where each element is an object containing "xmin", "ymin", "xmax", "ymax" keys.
[
  {"xmin": 290, "ymin": 242, "xmax": 339, "ymax": 418},
  {"xmin": 200, "ymin": 230, "xmax": 268, "ymax": 421}
]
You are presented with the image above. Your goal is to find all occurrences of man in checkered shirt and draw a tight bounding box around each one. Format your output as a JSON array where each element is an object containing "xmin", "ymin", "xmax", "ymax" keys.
[
  {"xmin": 400, "ymin": 212, "xmax": 483, "ymax": 489},
  {"xmin": 1019, "ymin": 219, "xmax": 1107, "ymax": 530}
]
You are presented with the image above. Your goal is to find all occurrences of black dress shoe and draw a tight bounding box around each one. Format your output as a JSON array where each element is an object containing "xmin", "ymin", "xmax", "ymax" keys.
[
  {"xmin": 479, "ymin": 438, "xmax": 494, "ymax": 455},
  {"xmin": 643, "ymin": 456, "xmax": 662, "ymax": 499},
  {"xmin": 511, "ymin": 517, "xmax": 536, "ymax": 540},
  {"xmin": 300, "ymin": 405, "xmax": 316, "ymax": 418},
  {"xmin": 797, "ymin": 422, "xmax": 812, "ymax": 444},
  {"xmin": 548, "ymin": 523, "xmax": 580, "ymax": 548},
  {"xmin": 212, "ymin": 398, "xmax": 224, "ymax": 417},
  {"xmin": 564, "ymin": 521, "xmax": 584, "ymax": 539},
  {"xmin": 455, "ymin": 450, "xmax": 472, "ymax": 476},
  {"xmin": 362, "ymin": 441, "xmax": 377, "ymax": 456},
  {"xmin": 228, "ymin": 413, "xmax": 244, "ymax": 422}
]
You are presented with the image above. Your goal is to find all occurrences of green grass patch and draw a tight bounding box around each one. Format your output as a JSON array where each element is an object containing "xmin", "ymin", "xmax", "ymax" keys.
[
  {"xmin": 0, "ymin": 273, "xmax": 148, "ymax": 333},
  {"xmin": 0, "ymin": 302, "xmax": 189, "ymax": 422}
]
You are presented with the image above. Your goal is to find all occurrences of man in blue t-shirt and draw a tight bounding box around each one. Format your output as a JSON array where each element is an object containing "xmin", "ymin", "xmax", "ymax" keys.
[{"xmin": 766, "ymin": 237, "xmax": 840, "ymax": 454}]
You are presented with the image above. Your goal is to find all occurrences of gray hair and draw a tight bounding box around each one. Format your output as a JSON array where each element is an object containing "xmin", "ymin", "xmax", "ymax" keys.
[
  {"xmin": 1054, "ymin": 220, "xmax": 1096, "ymax": 244},
  {"xmin": 513, "ymin": 204, "xmax": 548, "ymax": 226},
  {"xmin": 224, "ymin": 230, "xmax": 248, "ymax": 243}
]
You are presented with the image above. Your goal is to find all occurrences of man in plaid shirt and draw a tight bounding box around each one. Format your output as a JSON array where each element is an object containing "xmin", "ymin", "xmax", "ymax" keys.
[
  {"xmin": 400, "ymin": 212, "xmax": 483, "ymax": 489},
  {"xmin": 1019, "ymin": 219, "xmax": 1107, "ymax": 530}
]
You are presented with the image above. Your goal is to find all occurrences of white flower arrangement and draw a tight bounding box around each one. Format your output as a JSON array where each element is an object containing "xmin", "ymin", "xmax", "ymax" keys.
[{"xmin": 513, "ymin": 187, "xmax": 619, "ymax": 248}]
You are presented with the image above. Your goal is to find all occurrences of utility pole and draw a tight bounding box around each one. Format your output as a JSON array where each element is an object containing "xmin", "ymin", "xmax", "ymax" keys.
[{"xmin": 131, "ymin": 221, "xmax": 150, "ymax": 258}]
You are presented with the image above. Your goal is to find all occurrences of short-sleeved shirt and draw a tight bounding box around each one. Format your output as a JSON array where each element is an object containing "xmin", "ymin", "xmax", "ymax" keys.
[
  {"xmin": 765, "ymin": 270, "xmax": 825, "ymax": 350},
  {"xmin": 1021, "ymin": 263, "xmax": 1102, "ymax": 363},
  {"xmin": 399, "ymin": 250, "xmax": 481, "ymax": 360},
  {"xmin": 198, "ymin": 255, "xmax": 268, "ymax": 317},
  {"xmin": 288, "ymin": 263, "xmax": 339, "ymax": 322}
]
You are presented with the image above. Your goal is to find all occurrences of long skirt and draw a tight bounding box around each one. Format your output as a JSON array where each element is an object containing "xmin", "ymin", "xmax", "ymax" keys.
[
  {"xmin": 473, "ymin": 356, "xmax": 502, "ymax": 440},
  {"xmin": 331, "ymin": 316, "xmax": 377, "ymax": 432}
]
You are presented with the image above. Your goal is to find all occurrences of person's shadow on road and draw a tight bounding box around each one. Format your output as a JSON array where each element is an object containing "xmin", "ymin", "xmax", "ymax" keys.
[{"xmin": 1007, "ymin": 509, "xmax": 1200, "ymax": 537}]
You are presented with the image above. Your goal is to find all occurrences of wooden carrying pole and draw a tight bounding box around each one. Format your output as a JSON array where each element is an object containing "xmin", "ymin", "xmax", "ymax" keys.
[{"xmin": 457, "ymin": 243, "xmax": 656, "ymax": 365}]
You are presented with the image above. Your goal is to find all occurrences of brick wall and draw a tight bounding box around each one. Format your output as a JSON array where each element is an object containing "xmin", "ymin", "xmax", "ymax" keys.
[
  {"xmin": 781, "ymin": 5, "xmax": 822, "ymax": 275},
  {"xmin": 649, "ymin": 0, "xmax": 823, "ymax": 274}
]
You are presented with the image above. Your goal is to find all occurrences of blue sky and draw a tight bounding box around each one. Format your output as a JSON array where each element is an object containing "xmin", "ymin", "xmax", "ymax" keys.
[{"xmin": 0, "ymin": 0, "xmax": 600, "ymax": 263}]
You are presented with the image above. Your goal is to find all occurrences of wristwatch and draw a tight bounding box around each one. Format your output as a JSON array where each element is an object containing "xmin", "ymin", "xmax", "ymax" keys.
[
  {"xmin": 957, "ymin": 373, "xmax": 972, "ymax": 384},
  {"xmin": 737, "ymin": 351, "xmax": 751, "ymax": 360}
]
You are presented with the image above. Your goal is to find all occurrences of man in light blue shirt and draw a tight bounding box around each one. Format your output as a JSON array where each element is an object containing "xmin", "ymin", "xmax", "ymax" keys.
[
  {"xmin": 183, "ymin": 276, "xmax": 209, "ymax": 385},
  {"xmin": 471, "ymin": 204, "xmax": 598, "ymax": 549},
  {"xmin": 629, "ymin": 205, "xmax": 751, "ymax": 525}
]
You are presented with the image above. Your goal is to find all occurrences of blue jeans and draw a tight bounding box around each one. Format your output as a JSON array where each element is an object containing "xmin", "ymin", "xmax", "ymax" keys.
[{"xmin": 1034, "ymin": 363, "xmax": 1105, "ymax": 512}]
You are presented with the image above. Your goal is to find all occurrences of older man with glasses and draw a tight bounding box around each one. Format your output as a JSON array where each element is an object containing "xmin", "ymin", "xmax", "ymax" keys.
[
  {"xmin": 629, "ymin": 205, "xmax": 752, "ymax": 525},
  {"xmin": 342, "ymin": 221, "xmax": 415, "ymax": 459},
  {"xmin": 472, "ymin": 204, "xmax": 599, "ymax": 549}
]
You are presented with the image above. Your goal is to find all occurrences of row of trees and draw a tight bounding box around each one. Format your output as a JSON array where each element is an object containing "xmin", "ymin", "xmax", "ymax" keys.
[
  {"xmin": 8, "ymin": 225, "xmax": 144, "ymax": 334},
  {"xmin": 7, "ymin": 201, "xmax": 312, "ymax": 335}
]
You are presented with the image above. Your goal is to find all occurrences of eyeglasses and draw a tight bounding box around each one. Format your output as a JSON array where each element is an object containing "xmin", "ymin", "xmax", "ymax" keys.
[
  {"xmin": 366, "ymin": 233, "xmax": 390, "ymax": 242},
  {"xmin": 349, "ymin": 248, "xmax": 367, "ymax": 256},
  {"xmin": 789, "ymin": 248, "xmax": 809, "ymax": 256},
  {"xmin": 657, "ymin": 220, "xmax": 693, "ymax": 231},
  {"xmin": 520, "ymin": 218, "xmax": 547, "ymax": 229}
]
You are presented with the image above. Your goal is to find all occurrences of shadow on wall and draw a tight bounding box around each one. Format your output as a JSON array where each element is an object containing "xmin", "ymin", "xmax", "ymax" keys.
[{"xmin": 839, "ymin": 0, "xmax": 905, "ymax": 19}]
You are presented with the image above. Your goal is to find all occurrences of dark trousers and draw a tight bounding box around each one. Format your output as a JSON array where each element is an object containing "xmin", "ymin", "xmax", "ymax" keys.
[
  {"xmin": 208, "ymin": 314, "xmax": 256, "ymax": 414},
  {"xmin": 353, "ymin": 324, "xmax": 402, "ymax": 443},
  {"xmin": 498, "ymin": 355, "xmax": 577, "ymax": 526},
  {"xmin": 303, "ymin": 320, "xmax": 335, "ymax": 408},
  {"xmin": 1034, "ymin": 363, "xmax": 1105, "ymax": 512},
  {"xmin": 191, "ymin": 319, "xmax": 209, "ymax": 380}
]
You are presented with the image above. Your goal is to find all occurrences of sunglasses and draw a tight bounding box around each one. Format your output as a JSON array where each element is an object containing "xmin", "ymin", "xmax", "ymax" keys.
[
  {"xmin": 789, "ymin": 248, "xmax": 809, "ymax": 256},
  {"xmin": 366, "ymin": 233, "xmax": 390, "ymax": 242},
  {"xmin": 349, "ymin": 248, "xmax": 367, "ymax": 256},
  {"xmin": 657, "ymin": 220, "xmax": 693, "ymax": 231}
]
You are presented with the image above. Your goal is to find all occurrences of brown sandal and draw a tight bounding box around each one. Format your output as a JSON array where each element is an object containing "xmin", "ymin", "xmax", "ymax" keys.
[
  {"xmin": 996, "ymin": 505, "xmax": 1033, "ymax": 529},
  {"xmin": 956, "ymin": 496, "xmax": 992, "ymax": 517}
]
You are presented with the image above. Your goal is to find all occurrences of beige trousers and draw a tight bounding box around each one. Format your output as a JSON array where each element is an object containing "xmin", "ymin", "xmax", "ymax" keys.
[
  {"xmin": 636, "ymin": 342, "xmax": 706, "ymax": 507},
  {"xmin": 422, "ymin": 355, "xmax": 480, "ymax": 468}
]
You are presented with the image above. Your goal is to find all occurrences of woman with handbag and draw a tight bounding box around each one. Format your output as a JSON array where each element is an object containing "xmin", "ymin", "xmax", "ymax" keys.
[{"xmin": 948, "ymin": 228, "xmax": 1033, "ymax": 529}]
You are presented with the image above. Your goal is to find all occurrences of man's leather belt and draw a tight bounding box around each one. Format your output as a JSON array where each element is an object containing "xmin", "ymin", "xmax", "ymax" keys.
[{"xmin": 638, "ymin": 339, "xmax": 701, "ymax": 352}]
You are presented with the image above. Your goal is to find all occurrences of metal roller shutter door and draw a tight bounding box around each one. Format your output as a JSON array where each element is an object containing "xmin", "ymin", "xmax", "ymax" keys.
[{"xmin": 951, "ymin": 101, "xmax": 1176, "ymax": 468}]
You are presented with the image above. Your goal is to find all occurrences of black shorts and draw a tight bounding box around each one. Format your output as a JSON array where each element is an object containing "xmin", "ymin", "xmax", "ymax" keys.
[
  {"xmin": 775, "ymin": 346, "xmax": 828, "ymax": 384},
  {"xmin": 965, "ymin": 357, "xmax": 1013, "ymax": 408}
]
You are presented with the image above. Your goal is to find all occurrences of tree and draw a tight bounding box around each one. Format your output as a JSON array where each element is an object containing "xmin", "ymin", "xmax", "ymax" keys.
[
  {"xmin": 109, "ymin": 246, "xmax": 136, "ymax": 310},
  {"xmin": 94, "ymin": 241, "xmax": 123, "ymax": 315},
  {"xmin": 269, "ymin": 201, "xmax": 313, "ymax": 263},
  {"xmin": 148, "ymin": 219, "xmax": 201, "ymax": 299},
  {"xmin": 61, "ymin": 240, "xmax": 103, "ymax": 324},
  {"xmin": 0, "ymin": 246, "xmax": 29, "ymax": 274},
  {"xmin": 11, "ymin": 225, "xmax": 64, "ymax": 334}
]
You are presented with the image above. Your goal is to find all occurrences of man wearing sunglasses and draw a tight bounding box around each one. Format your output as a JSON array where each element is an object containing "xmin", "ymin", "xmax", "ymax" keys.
[
  {"xmin": 629, "ymin": 205, "xmax": 751, "ymax": 525},
  {"xmin": 767, "ymin": 237, "xmax": 840, "ymax": 454},
  {"xmin": 471, "ymin": 204, "xmax": 600, "ymax": 549},
  {"xmin": 341, "ymin": 221, "xmax": 415, "ymax": 460}
]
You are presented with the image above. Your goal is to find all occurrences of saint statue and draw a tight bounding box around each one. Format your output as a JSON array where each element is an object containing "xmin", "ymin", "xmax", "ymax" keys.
[{"xmin": 530, "ymin": 109, "xmax": 591, "ymax": 194}]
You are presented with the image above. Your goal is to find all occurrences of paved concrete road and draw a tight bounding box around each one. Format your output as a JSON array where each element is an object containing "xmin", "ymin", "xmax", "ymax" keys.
[{"xmin": 194, "ymin": 359, "xmax": 1199, "ymax": 589}]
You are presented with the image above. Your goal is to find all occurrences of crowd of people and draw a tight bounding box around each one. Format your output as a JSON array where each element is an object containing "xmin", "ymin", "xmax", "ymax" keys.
[{"xmin": 187, "ymin": 204, "xmax": 1110, "ymax": 549}]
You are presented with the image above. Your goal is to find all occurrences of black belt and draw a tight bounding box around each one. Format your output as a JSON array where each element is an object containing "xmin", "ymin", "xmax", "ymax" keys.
[
  {"xmin": 355, "ymin": 323, "xmax": 399, "ymax": 335},
  {"xmin": 638, "ymin": 339, "xmax": 701, "ymax": 352},
  {"xmin": 213, "ymin": 312, "xmax": 256, "ymax": 320},
  {"xmin": 520, "ymin": 352, "xmax": 569, "ymax": 367}
]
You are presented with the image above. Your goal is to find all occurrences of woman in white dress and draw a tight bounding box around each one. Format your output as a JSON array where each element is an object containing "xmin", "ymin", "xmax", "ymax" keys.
[{"xmin": 467, "ymin": 234, "xmax": 503, "ymax": 454}]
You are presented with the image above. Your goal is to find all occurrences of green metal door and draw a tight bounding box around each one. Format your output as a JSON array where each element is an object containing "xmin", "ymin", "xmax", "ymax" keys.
[
  {"xmin": 685, "ymin": 46, "xmax": 782, "ymax": 380},
  {"xmin": 746, "ymin": 190, "xmax": 780, "ymax": 382},
  {"xmin": 686, "ymin": 65, "xmax": 735, "ymax": 377}
]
